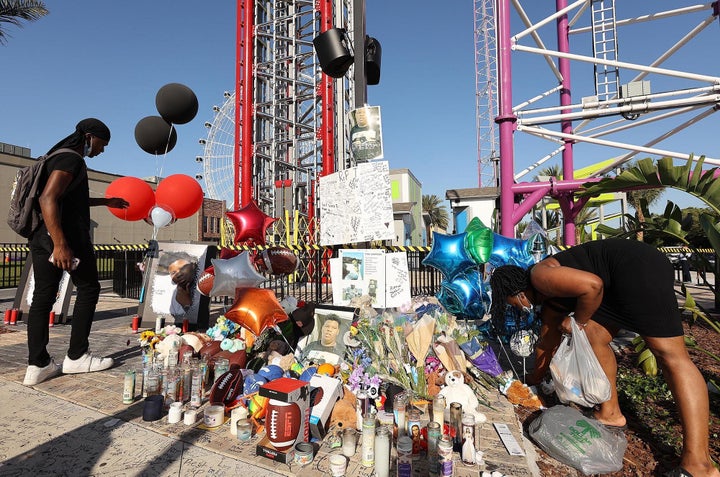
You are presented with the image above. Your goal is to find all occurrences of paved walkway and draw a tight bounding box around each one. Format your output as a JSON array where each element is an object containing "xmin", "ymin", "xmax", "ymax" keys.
[{"xmin": 0, "ymin": 289, "xmax": 541, "ymax": 477}]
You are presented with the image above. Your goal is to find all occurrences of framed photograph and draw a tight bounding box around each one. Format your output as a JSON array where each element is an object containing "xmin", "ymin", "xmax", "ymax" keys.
[
  {"xmin": 295, "ymin": 305, "xmax": 358, "ymax": 366},
  {"xmin": 138, "ymin": 242, "xmax": 215, "ymax": 330},
  {"xmin": 349, "ymin": 105, "xmax": 384, "ymax": 162}
]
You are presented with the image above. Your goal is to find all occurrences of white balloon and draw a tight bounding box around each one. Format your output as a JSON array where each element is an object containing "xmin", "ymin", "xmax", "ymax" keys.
[{"xmin": 150, "ymin": 206, "xmax": 174, "ymax": 228}]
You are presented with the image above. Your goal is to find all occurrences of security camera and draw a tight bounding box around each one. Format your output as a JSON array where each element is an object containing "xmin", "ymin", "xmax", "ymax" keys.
[
  {"xmin": 195, "ymin": 174, "xmax": 203, "ymax": 180},
  {"xmin": 195, "ymin": 156, "xmax": 204, "ymax": 163}
]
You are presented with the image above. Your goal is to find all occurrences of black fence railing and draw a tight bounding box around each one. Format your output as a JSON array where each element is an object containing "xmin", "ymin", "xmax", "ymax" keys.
[{"xmin": 0, "ymin": 244, "xmax": 445, "ymax": 305}]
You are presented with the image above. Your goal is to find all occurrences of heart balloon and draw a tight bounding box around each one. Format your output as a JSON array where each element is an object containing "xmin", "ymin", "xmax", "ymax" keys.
[
  {"xmin": 225, "ymin": 287, "xmax": 289, "ymax": 336},
  {"xmin": 226, "ymin": 200, "xmax": 277, "ymax": 246},
  {"xmin": 105, "ymin": 176, "xmax": 156, "ymax": 221},
  {"xmin": 146, "ymin": 205, "xmax": 176, "ymax": 228},
  {"xmin": 422, "ymin": 231, "xmax": 476, "ymax": 279},
  {"xmin": 436, "ymin": 269, "xmax": 490, "ymax": 319},
  {"xmin": 210, "ymin": 252, "xmax": 266, "ymax": 297},
  {"xmin": 464, "ymin": 217, "xmax": 494, "ymax": 265}
]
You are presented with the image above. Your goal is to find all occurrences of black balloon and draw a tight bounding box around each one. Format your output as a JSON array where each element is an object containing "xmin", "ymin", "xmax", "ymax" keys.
[
  {"xmin": 155, "ymin": 83, "xmax": 198, "ymax": 124},
  {"xmin": 134, "ymin": 116, "xmax": 177, "ymax": 155}
]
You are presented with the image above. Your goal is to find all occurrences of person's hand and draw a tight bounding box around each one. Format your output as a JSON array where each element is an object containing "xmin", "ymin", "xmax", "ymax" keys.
[
  {"xmin": 171, "ymin": 262, "xmax": 197, "ymax": 289},
  {"xmin": 49, "ymin": 245, "xmax": 76, "ymax": 271},
  {"xmin": 106, "ymin": 197, "xmax": 129, "ymax": 209}
]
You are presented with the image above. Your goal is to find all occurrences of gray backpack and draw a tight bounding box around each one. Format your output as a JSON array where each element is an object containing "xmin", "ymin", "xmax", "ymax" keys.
[{"xmin": 7, "ymin": 148, "xmax": 82, "ymax": 238}]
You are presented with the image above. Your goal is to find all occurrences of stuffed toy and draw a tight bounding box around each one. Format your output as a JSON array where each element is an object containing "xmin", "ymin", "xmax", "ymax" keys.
[
  {"xmin": 437, "ymin": 369, "xmax": 484, "ymax": 419},
  {"xmin": 329, "ymin": 385, "xmax": 357, "ymax": 431}
]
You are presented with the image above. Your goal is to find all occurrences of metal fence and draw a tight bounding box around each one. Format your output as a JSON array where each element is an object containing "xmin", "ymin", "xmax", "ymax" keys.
[{"xmin": 0, "ymin": 244, "xmax": 445, "ymax": 305}]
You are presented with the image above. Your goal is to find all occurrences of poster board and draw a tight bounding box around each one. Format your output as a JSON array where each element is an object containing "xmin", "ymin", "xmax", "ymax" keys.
[
  {"xmin": 13, "ymin": 254, "xmax": 74, "ymax": 323},
  {"xmin": 330, "ymin": 249, "xmax": 411, "ymax": 308},
  {"xmin": 138, "ymin": 241, "xmax": 215, "ymax": 330},
  {"xmin": 295, "ymin": 304, "xmax": 358, "ymax": 366},
  {"xmin": 318, "ymin": 161, "xmax": 394, "ymax": 246},
  {"xmin": 349, "ymin": 105, "xmax": 384, "ymax": 162}
]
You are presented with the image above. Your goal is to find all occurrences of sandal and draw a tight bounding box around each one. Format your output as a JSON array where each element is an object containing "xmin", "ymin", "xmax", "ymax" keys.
[{"xmin": 663, "ymin": 467, "xmax": 694, "ymax": 477}]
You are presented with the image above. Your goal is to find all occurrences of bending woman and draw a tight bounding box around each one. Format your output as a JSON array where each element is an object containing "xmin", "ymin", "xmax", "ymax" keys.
[{"xmin": 490, "ymin": 238, "xmax": 718, "ymax": 477}]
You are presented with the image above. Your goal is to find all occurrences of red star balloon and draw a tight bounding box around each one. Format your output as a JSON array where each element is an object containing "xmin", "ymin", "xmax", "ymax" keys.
[
  {"xmin": 226, "ymin": 200, "xmax": 277, "ymax": 246},
  {"xmin": 225, "ymin": 287, "xmax": 288, "ymax": 336}
]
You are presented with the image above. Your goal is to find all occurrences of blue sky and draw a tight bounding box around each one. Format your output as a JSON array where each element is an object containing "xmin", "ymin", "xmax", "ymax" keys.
[{"xmin": 1, "ymin": 1, "xmax": 717, "ymax": 221}]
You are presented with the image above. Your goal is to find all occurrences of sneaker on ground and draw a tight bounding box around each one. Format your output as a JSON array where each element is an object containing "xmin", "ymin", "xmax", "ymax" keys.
[
  {"xmin": 23, "ymin": 359, "xmax": 62, "ymax": 386},
  {"xmin": 62, "ymin": 352, "xmax": 114, "ymax": 374}
]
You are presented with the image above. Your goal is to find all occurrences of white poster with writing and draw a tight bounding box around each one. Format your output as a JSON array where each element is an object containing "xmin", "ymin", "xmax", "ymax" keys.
[
  {"xmin": 332, "ymin": 249, "xmax": 411, "ymax": 308},
  {"xmin": 318, "ymin": 161, "xmax": 394, "ymax": 246}
]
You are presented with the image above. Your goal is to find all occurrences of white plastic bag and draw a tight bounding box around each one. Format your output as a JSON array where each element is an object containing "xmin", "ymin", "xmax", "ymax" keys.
[{"xmin": 549, "ymin": 317, "xmax": 611, "ymax": 407}]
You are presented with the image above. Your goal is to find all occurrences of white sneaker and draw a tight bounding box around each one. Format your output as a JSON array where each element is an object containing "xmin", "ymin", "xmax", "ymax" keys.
[
  {"xmin": 23, "ymin": 359, "xmax": 62, "ymax": 385},
  {"xmin": 62, "ymin": 352, "xmax": 114, "ymax": 374}
]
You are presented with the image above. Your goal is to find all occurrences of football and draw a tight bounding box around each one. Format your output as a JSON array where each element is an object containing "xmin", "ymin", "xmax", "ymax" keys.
[
  {"xmin": 255, "ymin": 247, "xmax": 299, "ymax": 275},
  {"xmin": 265, "ymin": 399, "xmax": 302, "ymax": 450},
  {"xmin": 208, "ymin": 368, "xmax": 245, "ymax": 409},
  {"xmin": 196, "ymin": 266, "xmax": 215, "ymax": 296}
]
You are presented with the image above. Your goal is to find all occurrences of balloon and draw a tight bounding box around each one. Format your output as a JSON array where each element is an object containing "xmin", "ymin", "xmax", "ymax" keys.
[
  {"xmin": 488, "ymin": 234, "xmax": 536, "ymax": 269},
  {"xmin": 436, "ymin": 269, "xmax": 490, "ymax": 319},
  {"xmin": 422, "ymin": 231, "xmax": 476, "ymax": 279},
  {"xmin": 155, "ymin": 174, "xmax": 204, "ymax": 219},
  {"xmin": 146, "ymin": 205, "xmax": 176, "ymax": 228},
  {"xmin": 225, "ymin": 287, "xmax": 289, "ymax": 336},
  {"xmin": 134, "ymin": 115, "xmax": 177, "ymax": 155},
  {"xmin": 464, "ymin": 217, "xmax": 494, "ymax": 264},
  {"xmin": 155, "ymin": 83, "xmax": 199, "ymax": 124},
  {"xmin": 226, "ymin": 200, "xmax": 277, "ymax": 246},
  {"xmin": 104, "ymin": 176, "xmax": 155, "ymax": 221},
  {"xmin": 210, "ymin": 252, "xmax": 266, "ymax": 297}
]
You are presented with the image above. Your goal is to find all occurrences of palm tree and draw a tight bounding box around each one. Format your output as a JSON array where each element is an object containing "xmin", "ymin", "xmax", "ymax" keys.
[
  {"xmin": 422, "ymin": 194, "xmax": 449, "ymax": 244},
  {"xmin": 0, "ymin": 0, "xmax": 48, "ymax": 45},
  {"xmin": 624, "ymin": 160, "xmax": 664, "ymax": 242}
]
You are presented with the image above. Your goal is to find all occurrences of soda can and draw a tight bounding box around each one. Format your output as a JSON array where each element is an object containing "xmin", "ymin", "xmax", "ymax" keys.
[{"xmin": 122, "ymin": 370, "xmax": 136, "ymax": 404}]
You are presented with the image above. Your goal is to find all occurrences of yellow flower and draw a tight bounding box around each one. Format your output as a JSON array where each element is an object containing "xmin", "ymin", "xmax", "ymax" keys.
[{"xmin": 350, "ymin": 325, "xmax": 359, "ymax": 336}]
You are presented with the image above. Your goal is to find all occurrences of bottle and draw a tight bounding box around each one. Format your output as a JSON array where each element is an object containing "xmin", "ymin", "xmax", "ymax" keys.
[
  {"xmin": 361, "ymin": 414, "xmax": 375, "ymax": 467},
  {"xmin": 122, "ymin": 370, "xmax": 136, "ymax": 404},
  {"xmin": 374, "ymin": 425, "xmax": 391, "ymax": 477},
  {"xmin": 396, "ymin": 435, "xmax": 413, "ymax": 477},
  {"xmin": 461, "ymin": 413, "xmax": 477, "ymax": 464},
  {"xmin": 406, "ymin": 409, "xmax": 422, "ymax": 458}
]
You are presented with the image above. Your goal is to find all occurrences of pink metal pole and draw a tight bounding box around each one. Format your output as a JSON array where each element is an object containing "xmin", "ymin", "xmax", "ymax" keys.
[
  {"xmin": 556, "ymin": 0, "xmax": 576, "ymax": 245},
  {"xmin": 234, "ymin": 0, "xmax": 243, "ymax": 210},
  {"xmin": 497, "ymin": 0, "xmax": 518, "ymax": 237}
]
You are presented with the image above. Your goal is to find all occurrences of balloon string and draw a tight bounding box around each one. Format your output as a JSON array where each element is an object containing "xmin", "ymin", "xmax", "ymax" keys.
[{"xmin": 156, "ymin": 124, "xmax": 175, "ymax": 179}]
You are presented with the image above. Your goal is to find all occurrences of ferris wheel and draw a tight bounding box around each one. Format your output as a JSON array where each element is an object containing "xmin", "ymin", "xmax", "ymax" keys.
[{"xmin": 199, "ymin": 91, "xmax": 238, "ymax": 210}]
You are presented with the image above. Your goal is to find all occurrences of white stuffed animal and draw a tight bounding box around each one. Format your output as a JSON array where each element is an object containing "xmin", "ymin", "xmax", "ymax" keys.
[
  {"xmin": 438, "ymin": 370, "xmax": 483, "ymax": 419},
  {"xmin": 154, "ymin": 334, "xmax": 183, "ymax": 367}
]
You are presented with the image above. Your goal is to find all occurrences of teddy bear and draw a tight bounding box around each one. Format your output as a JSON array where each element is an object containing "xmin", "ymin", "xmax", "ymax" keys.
[
  {"xmin": 329, "ymin": 385, "xmax": 357, "ymax": 431},
  {"xmin": 437, "ymin": 369, "xmax": 484, "ymax": 419}
]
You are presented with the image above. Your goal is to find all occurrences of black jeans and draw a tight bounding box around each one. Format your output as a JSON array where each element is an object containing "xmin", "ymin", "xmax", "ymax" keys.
[{"xmin": 27, "ymin": 226, "xmax": 100, "ymax": 367}]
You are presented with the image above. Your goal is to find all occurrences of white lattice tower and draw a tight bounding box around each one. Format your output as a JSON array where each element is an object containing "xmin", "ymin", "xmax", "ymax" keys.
[{"xmin": 474, "ymin": 0, "xmax": 499, "ymax": 188}]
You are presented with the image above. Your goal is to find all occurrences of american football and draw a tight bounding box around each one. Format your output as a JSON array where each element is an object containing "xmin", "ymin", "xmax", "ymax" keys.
[
  {"xmin": 255, "ymin": 247, "xmax": 299, "ymax": 275},
  {"xmin": 196, "ymin": 266, "xmax": 215, "ymax": 296},
  {"xmin": 265, "ymin": 399, "xmax": 302, "ymax": 450},
  {"xmin": 208, "ymin": 368, "xmax": 244, "ymax": 408}
]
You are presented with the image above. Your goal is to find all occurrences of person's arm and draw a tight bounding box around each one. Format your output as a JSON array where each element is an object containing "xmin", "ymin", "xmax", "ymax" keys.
[
  {"xmin": 530, "ymin": 259, "xmax": 603, "ymax": 330},
  {"xmin": 38, "ymin": 170, "xmax": 75, "ymax": 270},
  {"xmin": 89, "ymin": 197, "xmax": 129, "ymax": 208}
]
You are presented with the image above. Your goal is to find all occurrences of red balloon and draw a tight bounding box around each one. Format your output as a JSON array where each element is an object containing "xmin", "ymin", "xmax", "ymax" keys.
[
  {"xmin": 224, "ymin": 288, "xmax": 288, "ymax": 336},
  {"xmin": 155, "ymin": 174, "xmax": 204, "ymax": 219},
  {"xmin": 226, "ymin": 201, "xmax": 277, "ymax": 246},
  {"xmin": 105, "ymin": 177, "xmax": 156, "ymax": 221}
]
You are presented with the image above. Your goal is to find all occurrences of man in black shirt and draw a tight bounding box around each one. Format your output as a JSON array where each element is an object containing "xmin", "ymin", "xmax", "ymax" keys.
[{"xmin": 23, "ymin": 118, "xmax": 129, "ymax": 386}]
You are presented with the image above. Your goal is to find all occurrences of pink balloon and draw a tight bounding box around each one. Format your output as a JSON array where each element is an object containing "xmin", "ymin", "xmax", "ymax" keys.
[
  {"xmin": 155, "ymin": 174, "xmax": 204, "ymax": 219},
  {"xmin": 105, "ymin": 177, "xmax": 155, "ymax": 221},
  {"xmin": 226, "ymin": 200, "xmax": 277, "ymax": 246}
]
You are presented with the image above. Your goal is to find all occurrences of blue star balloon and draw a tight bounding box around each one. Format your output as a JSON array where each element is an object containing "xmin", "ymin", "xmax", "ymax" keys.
[
  {"xmin": 436, "ymin": 268, "xmax": 490, "ymax": 319},
  {"xmin": 488, "ymin": 233, "xmax": 537, "ymax": 269},
  {"xmin": 422, "ymin": 231, "xmax": 476, "ymax": 279}
]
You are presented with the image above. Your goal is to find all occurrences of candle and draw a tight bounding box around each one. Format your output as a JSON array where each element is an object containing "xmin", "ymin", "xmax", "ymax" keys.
[
  {"xmin": 168, "ymin": 402, "xmax": 183, "ymax": 424},
  {"xmin": 374, "ymin": 425, "xmax": 391, "ymax": 477},
  {"xmin": 341, "ymin": 428, "xmax": 357, "ymax": 457},
  {"xmin": 361, "ymin": 415, "xmax": 375, "ymax": 467},
  {"xmin": 396, "ymin": 435, "xmax": 413, "ymax": 477}
]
